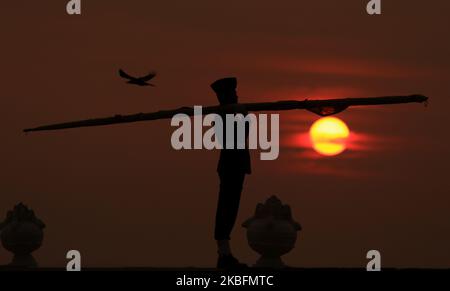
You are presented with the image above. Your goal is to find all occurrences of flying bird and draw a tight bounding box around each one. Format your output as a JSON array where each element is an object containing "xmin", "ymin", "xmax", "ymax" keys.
[{"xmin": 119, "ymin": 69, "xmax": 157, "ymax": 87}]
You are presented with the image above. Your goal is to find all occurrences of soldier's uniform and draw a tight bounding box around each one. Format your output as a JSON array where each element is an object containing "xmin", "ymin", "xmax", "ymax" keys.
[{"xmin": 211, "ymin": 78, "xmax": 251, "ymax": 242}]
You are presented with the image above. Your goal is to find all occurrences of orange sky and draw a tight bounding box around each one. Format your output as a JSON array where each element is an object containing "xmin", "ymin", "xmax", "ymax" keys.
[{"xmin": 1, "ymin": 1, "xmax": 449, "ymax": 268}]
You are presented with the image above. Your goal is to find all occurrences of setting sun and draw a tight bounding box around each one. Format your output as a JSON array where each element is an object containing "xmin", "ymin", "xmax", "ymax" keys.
[{"xmin": 309, "ymin": 117, "xmax": 350, "ymax": 156}]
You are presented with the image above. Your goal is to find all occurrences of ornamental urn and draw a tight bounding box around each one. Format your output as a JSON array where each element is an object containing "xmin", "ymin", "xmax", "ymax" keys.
[
  {"xmin": 242, "ymin": 196, "xmax": 301, "ymax": 268},
  {"xmin": 0, "ymin": 203, "xmax": 45, "ymax": 268}
]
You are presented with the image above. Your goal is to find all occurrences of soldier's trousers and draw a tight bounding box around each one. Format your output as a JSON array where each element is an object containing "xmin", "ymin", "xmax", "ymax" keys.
[{"xmin": 214, "ymin": 171, "xmax": 246, "ymax": 241}]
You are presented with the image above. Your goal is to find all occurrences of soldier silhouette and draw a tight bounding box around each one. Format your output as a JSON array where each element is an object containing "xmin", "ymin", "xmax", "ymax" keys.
[{"xmin": 211, "ymin": 77, "xmax": 251, "ymax": 269}]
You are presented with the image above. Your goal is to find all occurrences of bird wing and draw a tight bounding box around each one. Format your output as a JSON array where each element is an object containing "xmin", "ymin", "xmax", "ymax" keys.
[
  {"xmin": 140, "ymin": 72, "xmax": 157, "ymax": 81},
  {"xmin": 119, "ymin": 69, "xmax": 134, "ymax": 80}
]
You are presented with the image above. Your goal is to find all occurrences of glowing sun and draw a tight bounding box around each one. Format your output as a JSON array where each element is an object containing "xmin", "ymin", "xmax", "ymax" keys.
[{"xmin": 309, "ymin": 117, "xmax": 350, "ymax": 156}]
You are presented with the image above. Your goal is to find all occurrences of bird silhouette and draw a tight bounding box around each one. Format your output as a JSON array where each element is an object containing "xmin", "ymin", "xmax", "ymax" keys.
[{"xmin": 119, "ymin": 69, "xmax": 157, "ymax": 87}]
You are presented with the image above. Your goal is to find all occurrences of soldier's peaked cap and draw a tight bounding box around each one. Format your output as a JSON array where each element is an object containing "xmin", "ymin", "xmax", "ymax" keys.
[{"xmin": 210, "ymin": 77, "xmax": 237, "ymax": 93}]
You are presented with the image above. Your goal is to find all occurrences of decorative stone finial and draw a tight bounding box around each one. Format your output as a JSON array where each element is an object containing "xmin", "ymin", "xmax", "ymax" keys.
[
  {"xmin": 0, "ymin": 203, "xmax": 45, "ymax": 268},
  {"xmin": 242, "ymin": 196, "xmax": 301, "ymax": 268}
]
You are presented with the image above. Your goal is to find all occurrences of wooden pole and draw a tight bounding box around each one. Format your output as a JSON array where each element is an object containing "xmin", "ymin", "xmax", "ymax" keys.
[{"xmin": 23, "ymin": 95, "xmax": 428, "ymax": 133}]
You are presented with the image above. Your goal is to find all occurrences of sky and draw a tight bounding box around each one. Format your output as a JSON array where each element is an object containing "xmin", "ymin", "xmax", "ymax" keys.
[{"xmin": 1, "ymin": 0, "xmax": 449, "ymax": 268}]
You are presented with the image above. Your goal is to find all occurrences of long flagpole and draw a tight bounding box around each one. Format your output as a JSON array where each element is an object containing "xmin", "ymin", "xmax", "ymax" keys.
[{"xmin": 23, "ymin": 95, "xmax": 428, "ymax": 133}]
